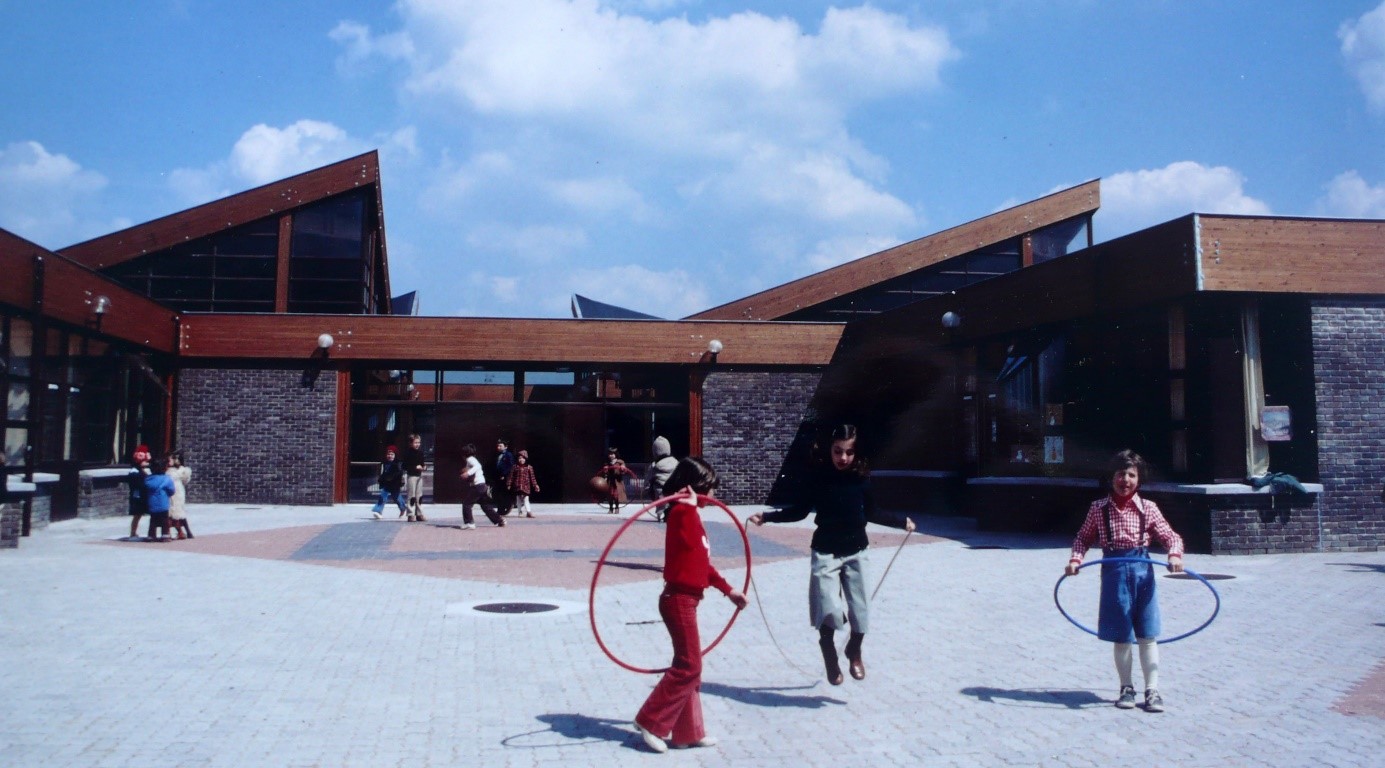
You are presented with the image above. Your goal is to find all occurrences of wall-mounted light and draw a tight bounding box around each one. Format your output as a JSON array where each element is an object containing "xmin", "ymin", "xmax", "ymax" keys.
[
  {"xmin": 707, "ymin": 339, "xmax": 723, "ymax": 355},
  {"xmin": 317, "ymin": 333, "xmax": 334, "ymax": 350},
  {"xmin": 93, "ymin": 295, "xmax": 111, "ymax": 316},
  {"xmin": 941, "ymin": 311, "xmax": 961, "ymax": 330}
]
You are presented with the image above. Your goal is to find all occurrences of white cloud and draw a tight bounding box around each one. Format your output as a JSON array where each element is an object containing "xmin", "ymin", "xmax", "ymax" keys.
[
  {"xmin": 230, "ymin": 120, "xmax": 371, "ymax": 185},
  {"xmin": 0, "ymin": 140, "xmax": 115, "ymax": 246},
  {"xmin": 1094, "ymin": 161, "xmax": 1272, "ymax": 239},
  {"xmin": 341, "ymin": 1, "xmax": 953, "ymax": 235},
  {"xmin": 1340, "ymin": 1, "xmax": 1385, "ymax": 110},
  {"xmin": 1318, "ymin": 170, "xmax": 1385, "ymax": 217},
  {"xmin": 168, "ymin": 120, "xmax": 372, "ymax": 205}
]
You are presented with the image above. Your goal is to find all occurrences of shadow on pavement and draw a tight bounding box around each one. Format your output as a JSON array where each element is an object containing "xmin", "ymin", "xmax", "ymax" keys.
[
  {"xmin": 1329, "ymin": 562, "xmax": 1385, "ymax": 575},
  {"xmin": 959, "ymin": 686, "xmax": 1107, "ymax": 709},
  {"xmin": 504, "ymin": 713, "xmax": 636, "ymax": 749},
  {"xmin": 701, "ymin": 681, "xmax": 845, "ymax": 709}
]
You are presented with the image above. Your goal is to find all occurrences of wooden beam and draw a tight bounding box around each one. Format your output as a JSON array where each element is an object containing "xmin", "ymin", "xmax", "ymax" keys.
[
  {"xmin": 177, "ymin": 315, "xmax": 845, "ymax": 366},
  {"xmin": 275, "ymin": 214, "xmax": 292, "ymax": 312},
  {"xmin": 58, "ymin": 152, "xmax": 381, "ymax": 270},
  {"xmin": 0, "ymin": 229, "xmax": 179, "ymax": 353},
  {"xmin": 1197, "ymin": 216, "xmax": 1385, "ymax": 294},
  {"xmin": 689, "ymin": 179, "xmax": 1100, "ymax": 321}
]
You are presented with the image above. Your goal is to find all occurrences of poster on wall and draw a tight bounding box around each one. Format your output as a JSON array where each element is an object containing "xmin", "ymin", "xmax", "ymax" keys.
[
  {"xmin": 1262, "ymin": 405, "xmax": 1292, "ymax": 441},
  {"xmin": 1044, "ymin": 436, "xmax": 1065, "ymax": 464}
]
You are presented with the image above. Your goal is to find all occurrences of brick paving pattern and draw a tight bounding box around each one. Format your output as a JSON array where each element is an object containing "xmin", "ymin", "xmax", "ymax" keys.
[{"xmin": 3, "ymin": 503, "xmax": 1383, "ymax": 767}]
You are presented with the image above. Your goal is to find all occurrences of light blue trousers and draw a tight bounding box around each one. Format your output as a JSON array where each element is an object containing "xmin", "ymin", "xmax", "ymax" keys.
[{"xmin": 809, "ymin": 549, "xmax": 870, "ymax": 634}]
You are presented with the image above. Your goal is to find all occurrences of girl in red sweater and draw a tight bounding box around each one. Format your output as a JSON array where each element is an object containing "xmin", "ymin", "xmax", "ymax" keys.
[{"xmin": 633, "ymin": 457, "xmax": 747, "ymax": 753}]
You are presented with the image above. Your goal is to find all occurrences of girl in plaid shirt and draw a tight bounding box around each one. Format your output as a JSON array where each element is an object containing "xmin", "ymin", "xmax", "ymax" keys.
[{"xmin": 1066, "ymin": 450, "xmax": 1184, "ymax": 713}]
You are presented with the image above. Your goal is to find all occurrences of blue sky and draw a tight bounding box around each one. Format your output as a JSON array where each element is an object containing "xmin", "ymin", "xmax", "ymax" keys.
[{"xmin": 2, "ymin": 1, "xmax": 1383, "ymax": 319}]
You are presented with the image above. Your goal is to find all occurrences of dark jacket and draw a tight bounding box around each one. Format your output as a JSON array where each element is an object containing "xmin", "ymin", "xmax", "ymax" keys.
[
  {"xmin": 378, "ymin": 459, "xmax": 405, "ymax": 492},
  {"xmin": 760, "ymin": 468, "xmax": 907, "ymax": 556},
  {"xmin": 398, "ymin": 446, "xmax": 426, "ymax": 478}
]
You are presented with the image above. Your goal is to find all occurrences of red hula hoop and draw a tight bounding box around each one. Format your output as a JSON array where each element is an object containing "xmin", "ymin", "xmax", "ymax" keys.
[{"xmin": 588, "ymin": 493, "xmax": 752, "ymax": 674}]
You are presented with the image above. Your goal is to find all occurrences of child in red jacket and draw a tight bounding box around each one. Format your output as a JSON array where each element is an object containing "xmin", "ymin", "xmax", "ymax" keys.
[{"xmin": 633, "ymin": 457, "xmax": 747, "ymax": 753}]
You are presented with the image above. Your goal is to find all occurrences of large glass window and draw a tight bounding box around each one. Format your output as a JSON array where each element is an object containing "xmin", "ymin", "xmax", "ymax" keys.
[
  {"xmin": 289, "ymin": 192, "xmax": 368, "ymax": 314},
  {"xmin": 106, "ymin": 219, "xmax": 278, "ymax": 312}
]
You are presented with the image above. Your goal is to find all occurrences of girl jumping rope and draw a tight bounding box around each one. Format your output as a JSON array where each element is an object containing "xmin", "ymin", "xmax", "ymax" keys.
[
  {"xmin": 748, "ymin": 424, "xmax": 914, "ymax": 685},
  {"xmin": 1065, "ymin": 449, "xmax": 1185, "ymax": 712},
  {"xmin": 633, "ymin": 457, "xmax": 747, "ymax": 753}
]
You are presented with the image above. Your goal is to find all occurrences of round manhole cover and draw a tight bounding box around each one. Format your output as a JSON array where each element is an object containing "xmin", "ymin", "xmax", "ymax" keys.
[
  {"xmin": 473, "ymin": 602, "xmax": 561, "ymax": 614},
  {"xmin": 1165, "ymin": 573, "xmax": 1235, "ymax": 580}
]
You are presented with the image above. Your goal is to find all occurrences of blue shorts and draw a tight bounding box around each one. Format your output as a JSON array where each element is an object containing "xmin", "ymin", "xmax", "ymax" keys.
[{"xmin": 1097, "ymin": 548, "xmax": 1161, "ymax": 643}]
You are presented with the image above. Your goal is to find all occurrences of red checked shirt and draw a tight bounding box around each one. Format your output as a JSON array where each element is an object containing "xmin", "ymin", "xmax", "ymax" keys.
[
  {"xmin": 1069, "ymin": 493, "xmax": 1184, "ymax": 565},
  {"xmin": 662, "ymin": 501, "xmax": 734, "ymax": 597}
]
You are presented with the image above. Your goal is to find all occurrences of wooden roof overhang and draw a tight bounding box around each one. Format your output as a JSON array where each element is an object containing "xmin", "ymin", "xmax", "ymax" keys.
[
  {"xmin": 853, "ymin": 213, "xmax": 1385, "ymax": 347},
  {"xmin": 56, "ymin": 151, "xmax": 392, "ymax": 313},
  {"xmin": 688, "ymin": 179, "xmax": 1101, "ymax": 321},
  {"xmin": 0, "ymin": 229, "xmax": 179, "ymax": 353},
  {"xmin": 176, "ymin": 314, "xmax": 846, "ymax": 367}
]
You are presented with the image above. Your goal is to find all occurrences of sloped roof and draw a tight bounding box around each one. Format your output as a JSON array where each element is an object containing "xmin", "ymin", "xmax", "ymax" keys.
[
  {"xmin": 58, "ymin": 151, "xmax": 386, "ymax": 272},
  {"xmin": 571, "ymin": 293, "xmax": 663, "ymax": 319},
  {"xmin": 688, "ymin": 180, "xmax": 1100, "ymax": 321}
]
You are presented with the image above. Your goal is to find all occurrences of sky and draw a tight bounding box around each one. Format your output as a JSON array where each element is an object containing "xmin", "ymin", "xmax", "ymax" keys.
[{"xmin": 2, "ymin": 1, "xmax": 1383, "ymax": 319}]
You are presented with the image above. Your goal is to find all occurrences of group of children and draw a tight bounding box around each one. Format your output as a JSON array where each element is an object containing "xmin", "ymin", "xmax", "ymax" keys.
[
  {"xmin": 632, "ymin": 426, "xmax": 1186, "ymax": 753},
  {"xmin": 373, "ymin": 437, "xmax": 541, "ymax": 528},
  {"xmin": 126, "ymin": 445, "xmax": 194, "ymax": 541}
]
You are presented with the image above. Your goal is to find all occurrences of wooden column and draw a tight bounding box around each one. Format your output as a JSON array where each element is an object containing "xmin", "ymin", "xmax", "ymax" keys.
[
  {"xmin": 275, "ymin": 214, "xmax": 292, "ymax": 313},
  {"xmin": 334, "ymin": 369, "xmax": 351, "ymax": 503}
]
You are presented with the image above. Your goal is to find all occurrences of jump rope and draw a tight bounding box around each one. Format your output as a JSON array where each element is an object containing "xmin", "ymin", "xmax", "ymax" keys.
[{"xmin": 589, "ymin": 494, "xmax": 914, "ymax": 676}]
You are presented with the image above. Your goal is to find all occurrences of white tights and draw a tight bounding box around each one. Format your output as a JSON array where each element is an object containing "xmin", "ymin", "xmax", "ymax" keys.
[{"xmin": 1113, "ymin": 639, "xmax": 1159, "ymax": 691}]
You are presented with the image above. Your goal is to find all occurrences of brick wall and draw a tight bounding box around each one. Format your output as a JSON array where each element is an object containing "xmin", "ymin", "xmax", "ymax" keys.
[
  {"xmin": 1311, "ymin": 299, "xmax": 1385, "ymax": 552},
  {"xmin": 175, "ymin": 368, "xmax": 338, "ymax": 505},
  {"xmin": 1, "ymin": 497, "xmax": 19, "ymax": 548},
  {"xmin": 77, "ymin": 478, "xmax": 127, "ymax": 520},
  {"xmin": 702, "ymin": 371, "xmax": 820, "ymax": 504}
]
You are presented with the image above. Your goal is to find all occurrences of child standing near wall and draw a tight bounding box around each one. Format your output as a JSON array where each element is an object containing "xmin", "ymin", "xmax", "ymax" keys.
[
  {"xmin": 167, "ymin": 451, "xmax": 194, "ymax": 539},
  {"xmin": 1065, "ymin": 449, "xmax": 1185, "ymax": 713},
  {"xmin": 506, "ymin": 449, "xmax": 540, "ymax": 518},
  {"xmin": 143, "ymin": 457, "xmax": 177, "ymax": 542},
  {"xmin": 127, "ymin": 444, "xmax": 152, "ymax": 540}
]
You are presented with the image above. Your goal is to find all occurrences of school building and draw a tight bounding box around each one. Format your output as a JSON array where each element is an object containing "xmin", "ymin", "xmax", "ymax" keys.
[{"xmin": 3, "ymin": 151, "xmax": 1383, "ymax": 554}]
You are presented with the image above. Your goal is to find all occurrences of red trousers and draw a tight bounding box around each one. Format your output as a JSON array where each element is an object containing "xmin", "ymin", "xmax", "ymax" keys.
[{"xmin": 635, "ymin": 590, "xmax": 706, "ymax": 744}]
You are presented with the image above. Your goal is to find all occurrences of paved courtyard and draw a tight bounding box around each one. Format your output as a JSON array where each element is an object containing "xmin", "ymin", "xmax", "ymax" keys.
[{"xmin": 2, "ymin": 501, "xmax": 1383, "ymax": 767}]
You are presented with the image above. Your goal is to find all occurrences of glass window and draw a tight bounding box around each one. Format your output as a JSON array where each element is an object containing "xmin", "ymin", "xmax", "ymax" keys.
[
  {"xmin": 440, "ymin": 370, "xmax": 515, "ymax": 402},
  {"xmin": 4, "ymin": 426, "xmax": 26, "ymax": 466},
  {"xmin": 292, "ymin": 194, "xmax": 365, "ymax": 259},
  {"xmin": 7, "ymin": 381, "xmax": 29, "ymax": 420},
  {"xmin": 6, "ymin": 318, "xmax": 29, "ymax": 376}
]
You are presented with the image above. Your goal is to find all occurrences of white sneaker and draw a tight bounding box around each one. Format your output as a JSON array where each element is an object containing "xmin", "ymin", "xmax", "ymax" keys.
[
  {"xmin": 371, "ymin": 512, "xmax": 382, "ymax": 520},
  {"xmin": 671, "ymin": 736, "xmax": 718, "ymax": 749},
  {"xmin": 463, "ymin": 523, "xmax": 476, "ymax": 530},
  {"xmin": 635, "ymin": 723, "xmax": 667, "ymax": 754}
]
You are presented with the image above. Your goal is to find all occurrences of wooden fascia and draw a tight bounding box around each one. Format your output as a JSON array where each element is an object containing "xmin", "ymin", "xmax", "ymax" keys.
[
  {"xmin": 0, "ymin": 228, "xmax": 179, "ymax": 353},
  {"xmin": 688, "ymin": 179, "xmax": 1100, "ymax": 321},
  {"xmin": 176, "ymin": 315, "xmax": 844, "ymax": 366},
  {"xmin": 1196, "ymin": 215, "xmax": 1385, "ymax": 294}
]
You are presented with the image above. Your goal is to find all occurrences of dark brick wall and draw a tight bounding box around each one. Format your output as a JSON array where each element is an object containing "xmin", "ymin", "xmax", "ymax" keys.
[
  {"xmin": 1, "ymin": 497, "xmax": 20, "ymax": 548},
  {"xmin": 176, "ymin": 368, "xmax": 337, "ymax": 505},
  {"xmin": 1311, "ymin": 299, "xmax": 1385, "ymax": 552},
  {"xmin": 702, "ymin": 371, "xmax": 820, "ymax": 504},
  {"xmin": 78, "ymin": 477, "xmax": 130, "ymax": 520},
  {"xmin": 1208, "ymin": 495, "xmax": 1322, "ymax": 554}
]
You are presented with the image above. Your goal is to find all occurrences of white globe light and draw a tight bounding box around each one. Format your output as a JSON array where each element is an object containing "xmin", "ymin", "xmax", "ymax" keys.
[
  {"xmin": 707, "ymin": 339, "xmax": 724, "ymax": 354},
  {"xmin": 317, "ymin": 333, "xmax": 334, "ymax": 349}
]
